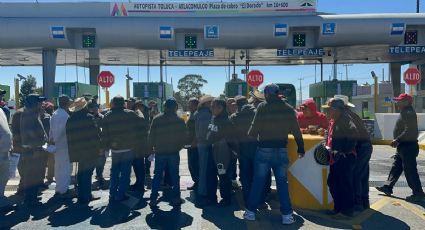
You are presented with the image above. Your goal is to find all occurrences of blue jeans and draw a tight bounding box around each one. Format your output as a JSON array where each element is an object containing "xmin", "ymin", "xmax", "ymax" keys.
[
  {"xmin": 77, "ymin": 160, "xmax": 95, "ymax": 202},
  {"xmin": 0, "ymin": 154, "xmax": 10, "ymax": 208},
  {"xmin": 150, "ymin": 154, "xmax": 180, "ymax": 201},
  {"xmin": 197, "ymin": 143, "xmax": 211, "ymax": 196},
  {"xmin": 110, "ymin": 150, "xmax": 134, "ymax": 200},
  {"xmin": 247, "ymin": 148, "xmax": 293, "ymax": 215}
]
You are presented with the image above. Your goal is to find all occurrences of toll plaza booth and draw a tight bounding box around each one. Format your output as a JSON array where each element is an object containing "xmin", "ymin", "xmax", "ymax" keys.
[{"xmin": 2, "ymin": 0, "xmax": 425, "ymax": 212}]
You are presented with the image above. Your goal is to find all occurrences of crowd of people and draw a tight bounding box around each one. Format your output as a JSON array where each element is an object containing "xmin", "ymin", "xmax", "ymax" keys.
[{"xmin": 0, "ymin": 84, "xmax": 424, "ymax": 225}]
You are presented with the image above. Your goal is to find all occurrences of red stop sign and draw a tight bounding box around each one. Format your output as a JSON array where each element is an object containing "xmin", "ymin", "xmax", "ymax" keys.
[
  {"xmin": 97, "ymin": 71, "xmax": 115, "ymax": 88},
  {"xmin": 404, "ymin": 67, "xmax": 421, "ymax": 85},
  {"xmin": 247, "ymin": 70, "xmax": 264, "ymax": 87}
]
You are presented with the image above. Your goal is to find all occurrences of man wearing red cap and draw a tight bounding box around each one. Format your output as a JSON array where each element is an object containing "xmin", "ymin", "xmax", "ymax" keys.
[
  {"xmin": 297, "ymin": 99, "xmax": 328, "ymax": 133},
  {"xmin": 376, "ymin": 93, "xmax": 425, "ymax": 202}
]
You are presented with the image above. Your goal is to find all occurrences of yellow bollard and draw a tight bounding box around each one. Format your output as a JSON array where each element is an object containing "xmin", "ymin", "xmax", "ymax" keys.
[{"xmin": 105, "ymin": 87, "xmax": 110, "ymax": 108}]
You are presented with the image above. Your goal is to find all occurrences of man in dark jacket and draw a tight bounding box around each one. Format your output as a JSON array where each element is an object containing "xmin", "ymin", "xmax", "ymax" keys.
[
  {"xmin": 148, "ymin": 98, "xmax": 186, "ymax": 207},
  {"xmin": 186, "ymin": 98, "xmax": 199, "ymax": 190},
  {"xmin": 230, "ymin": 96, "xmax": 260, "ymax": 206},
  {"xmin": 130, "ymin": 100, "xmax": 149, "ymax": 193},
  {"xmin": 102, "ymin": 96, "xmax": 142, "ymax": 202},
  {"xmin": 244, "ymin": 84, "xmax": 304, "ymax": 225},
  {"xmin": 195, "ymin": 95, "xmax": 214, "ymax": 205},
  {"xmin": 206, "ymin": 98, "xmax": 235, "ymax": 206},
  {"xmin": 19, "ymin": 94, "xmax": 47, "ymax": 206},
  {"xmin": 88, "ymin": 102, "xmax": 106, "ymax": 189},
  {"xmin": 376, "ymin": 93, "xmax": 425, "ymax": 202},
  {"xmin": 324, "ymin": 98, "xmax": 358, "ymax": 219},
  {"xmin": 66, "ymin": 97, "xmax": 101, "ymax": 204}
]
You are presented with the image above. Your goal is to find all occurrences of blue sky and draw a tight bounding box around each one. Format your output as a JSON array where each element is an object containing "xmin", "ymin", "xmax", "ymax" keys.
[{"xmin": 1, "ymin": 0, "xmax": 423, "ymax": 103}]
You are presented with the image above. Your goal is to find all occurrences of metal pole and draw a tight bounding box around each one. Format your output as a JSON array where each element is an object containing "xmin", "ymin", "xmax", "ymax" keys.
[
  {"xmin": 298, "ymin": 77, "xmax": 304, "ymax": 105},
  {"xmin": 14, "ymin": 78, "xmax": 20, "ymax": 108},
  {"xmin": 105, "ymin": 87, "xmax": 110, "ymax": 108},
  {"xmin": 126, "ymin": 79, "xmax": 130, "ymax": 99},
  {"xmin": 372, "ymin": 71, "xmax": 378, "ymax": 114},
  {"xmin": 417, "ymin": 0, "xmax": 420, "ymax": 13},
  {"xmin": 320, "ymin": 59, "xmax": 323, "ymax": 82}
]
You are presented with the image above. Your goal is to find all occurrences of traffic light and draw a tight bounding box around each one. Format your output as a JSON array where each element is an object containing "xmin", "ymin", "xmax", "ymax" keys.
[
  {"xmin": 404, "ymin": 31, "xmax": 418, "ymax": 45},
  {"xmin": 82, "ymin": 34, "xmax": 96, "ymax": 48},
  {"xmin": 185, "ymin": 35, "xmax": 197, "ymax": 49},
  {"xmin": 293, "ymin": 33, "xmax": 306, "ymax": 47}
]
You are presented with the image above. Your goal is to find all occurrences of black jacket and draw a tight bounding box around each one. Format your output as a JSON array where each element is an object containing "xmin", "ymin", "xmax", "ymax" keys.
[
  {"xmin": 394, "ymin": 106, "xmax": 418, "ymax": 143},
  {"xmin": 20, "ymin": 108, "xmax": 47, "ymax": 148},
  {"xmin": 102, "ymin": 108, "xmax": 142, "ymax": 151},
  {"xmin": 148, "ymin": 112, "xmax": 186, "ymax": 155},
  {"xmin": 207, "ymin": 112, "xmax": 235, "ymax": 146},
  {"xmin": 230, "ymin": 104, "xmax": 256, "ymax": 144},
  {"xmin": 347, "ymin": 109, "xmax": 371, "ymax": 144},
  {"xmin": 248, "ymin": 99, "xmax": 305, "ymax": 153},
  {"xmin": 66, "ymin": 109, "xmax": 100, "ymax": 163},
  {"xmin": 328, "ymin": 113, "xmax": 358, "ymax": 155},
  {"xmin": 186, "ymin": 111, "xmax": 196, "ymax": 146}
]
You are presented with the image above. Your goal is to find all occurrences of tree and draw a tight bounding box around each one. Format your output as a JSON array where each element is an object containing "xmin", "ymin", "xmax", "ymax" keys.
[
  {"xmin": 19, "ymin": 75, "xmax": 38, "ymax": 107},
  {"xmin": 176, "ymin": 74, "xmax": 208, "ymax": 110}
]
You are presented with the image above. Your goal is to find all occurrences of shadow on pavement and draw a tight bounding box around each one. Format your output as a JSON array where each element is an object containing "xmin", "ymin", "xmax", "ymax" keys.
[
  {"xmin": 146, "ymin": 206, "xmax": 193, "ymax": 230},
  {"xmin": 90, "ymin": 202, "xmax": 141, "ymax": 228},
  {"xmin": 47, "ymin": 203, "xmax": 102, "ymax": 227}
]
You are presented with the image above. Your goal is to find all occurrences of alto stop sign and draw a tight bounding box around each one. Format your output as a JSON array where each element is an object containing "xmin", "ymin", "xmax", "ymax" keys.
[
  {"xmin": 247, "ymin": 70, "xmax": 264, "ymax": 87},
  {"xmin": 403, "ymin": 67, "xmax": 421, "ymax": 85},
  {"xmin": 97, "ymin": 71, "xmax": 115, "ymax": 88}
]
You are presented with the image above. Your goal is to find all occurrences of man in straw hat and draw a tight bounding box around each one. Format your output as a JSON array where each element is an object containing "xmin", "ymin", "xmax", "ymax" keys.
[
  {"xmin": 50, "ymin": 95, "xmax": 73, "ymax": 198},
  {"xmin": 66, "ymin": 97, "xmax": 101, "ymax": 204},
  {"xmin": 323, "ymin": 95, "xmax": 373, "ymax": 211},
  {"xmin": 19, "ymin": 94, "xmax": 47, "ymax": 207},
  {"xmin": 322, "ymin": 98, "xmax": 358, "ymax": 219},
  {"xmin": 376, "ymin": 93, "xmax": 425, "ymax": 202},
  {"xmin": 195, "ymin": 95, "xmax": 215, "ymax": 206}
]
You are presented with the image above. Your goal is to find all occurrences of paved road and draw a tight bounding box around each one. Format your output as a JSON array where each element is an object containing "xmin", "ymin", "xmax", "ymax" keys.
[{"xmin": 1, "ymin": 145, "xmax": 425, "ymax": 230}]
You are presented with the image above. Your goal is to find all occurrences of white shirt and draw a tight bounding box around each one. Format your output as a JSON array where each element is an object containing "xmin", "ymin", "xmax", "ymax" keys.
[
  {"xmin": 0, "ymin": 109, "xmax": 12, "ymax": 154},
  {"xmin": 49, "ymin": 108, "xmax": 69, "ymax": 149}
]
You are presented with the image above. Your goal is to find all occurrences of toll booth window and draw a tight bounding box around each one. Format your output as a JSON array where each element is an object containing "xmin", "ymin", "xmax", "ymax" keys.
[
  {"xmin": 82, "ymin": 35, "xmax": 96, "ymax": 48},
  {"xmin": 404, "ymin": 31, "xmax": 418, "ymax": 45},
  {"xmin": 293, "ymin": 33, "xmax": 306, "ymax": 47},
  {"xmin": 185, "ymin": 35, "xmax": 197, "ymax": 49}
]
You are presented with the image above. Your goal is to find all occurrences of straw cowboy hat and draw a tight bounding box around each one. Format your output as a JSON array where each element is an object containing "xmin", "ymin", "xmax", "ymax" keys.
[
  {"xmin": 199, "ymin": 95, "xmax": 214, "ymax": 105},
  {"xmin": 69, "ymin": 97, "xmax": 88, "ymax": 112},
  {"xmin": 248, "ymin": 89, "xmax": 265, "ymax": 103},
  {"xmin": 321, "ymin": 95, "xmax": 355, "ymax": 108}
]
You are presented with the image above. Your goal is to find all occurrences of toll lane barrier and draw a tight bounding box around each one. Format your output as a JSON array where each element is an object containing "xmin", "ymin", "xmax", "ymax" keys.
[{"xmin": 287, "ymin": 134, "xmax": 333, "ymax": 210}]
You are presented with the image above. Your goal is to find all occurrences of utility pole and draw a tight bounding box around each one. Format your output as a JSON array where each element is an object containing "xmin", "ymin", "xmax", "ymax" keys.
[
  {"xmin": 417, "ymin": 0, "xmax": 420, "ymax": 13},
  {"xmin": 298, "ymin": 77, "xmax": 304, "ymax": 106},
  {"xmin": 343, "ymin": 64, "xmax": 353, "ymax": 80}
]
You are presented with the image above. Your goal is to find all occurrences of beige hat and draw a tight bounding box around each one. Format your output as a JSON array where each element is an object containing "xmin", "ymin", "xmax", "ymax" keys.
[
  {"xmin": 69, "ymin": 97, "xmax": 88, "ymax": 112},
  {"xmin": 248, "ymin": 89, "xmax": 265, "ymax": 103},
  {"xmin": 321, "ymin": 95, "xmax": 355, "ymax": 109},
  {"xmin": 199, "ymin": 95, "xmax": 214, "ymax": 105}
]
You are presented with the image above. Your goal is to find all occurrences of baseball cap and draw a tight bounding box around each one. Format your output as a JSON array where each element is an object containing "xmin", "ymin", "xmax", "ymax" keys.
[
  {"xmin": 125, "ymin": 97, "xmax": 138, "ymax": 102},
  {"xmin": 25, "ymin": 94, "xmax": 47, "ymax": 106},
  {"xmin": 262, "ymin": 83, "xmax": 280, "ymax": 95},
  {"xmin": 164, "ymin": 97, "xmax": 178, "ymax": 109},
  {"xmin": 393, "ymin": 93, "xmax": 413, "ymax": 103}
]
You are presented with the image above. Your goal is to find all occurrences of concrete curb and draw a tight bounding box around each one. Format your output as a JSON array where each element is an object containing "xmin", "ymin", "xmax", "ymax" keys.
[{"xmin": 372, "ymin": 139, "xmax": 425, "ymax": 150}]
